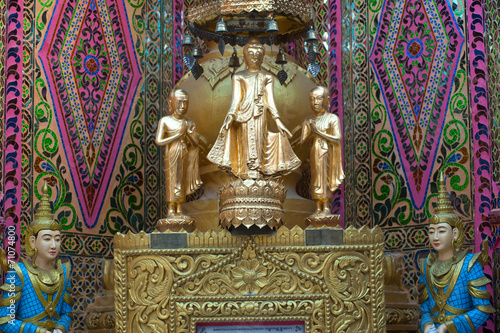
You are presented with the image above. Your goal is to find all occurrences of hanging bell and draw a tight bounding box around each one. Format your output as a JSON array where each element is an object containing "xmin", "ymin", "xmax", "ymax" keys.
[
  {"xmin": 311, "ymin": 43, "xmax": 320, "ymax": 55},
  {"xmin": 192, "ymin": 46, "xmax": 203, "ymax": 59},
  {"xmin": 215, "ymin": 17, "xmax": 228, "ymax": 33},
  {"xmin": 305, "ymin": 29, "xmax": 318, "ymax": 43},
  {"xmin": 275, "ymin": 48, "xmax": 287, "ymax": 65},
  {"xmin": 229, "ymin": 49, "xmax": 240, "ymax": 68},
  {"xmin": 266, "ymin": 18, "xmax": 279, "ymax": 34},
  {"xmin": 182, "ymin": 34, "xmax": 195, "ymax": 48}
]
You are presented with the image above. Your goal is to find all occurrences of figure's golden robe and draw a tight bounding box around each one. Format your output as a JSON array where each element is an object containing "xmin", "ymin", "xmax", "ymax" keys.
[
  {"xmin": 301, "ymin": 112, "xmax": 344, "ymax": 199},
  {"xmin": 207, "ymin": 70, "xmax": 300, "ymax": 179},
  {"xmin": 160, "ymin": 116, "xmax": 202, "ymax": 202}
]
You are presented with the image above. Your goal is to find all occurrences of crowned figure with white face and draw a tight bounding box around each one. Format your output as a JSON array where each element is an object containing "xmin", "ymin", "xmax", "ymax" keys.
[
  {"xmin": 419, "ymin": 172, "xmax": 494, "ymax": 333},
  {"xmin": 0, "ymin": 182, "xmax": 73, "ymax": 333}
]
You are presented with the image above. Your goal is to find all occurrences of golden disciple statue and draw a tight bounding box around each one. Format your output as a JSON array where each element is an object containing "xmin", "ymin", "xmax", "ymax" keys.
[
  {"xmin": 0, "ymin": 182, "xmax": 74, "ymax": 332},
  {"xmin": 419, "ymin": 172, "xmax": 494, "ymax": 333},
  {"xmin": 300, "ymin": 86, "xmax": 344, "ymax": 218},
  {"xmin": 207, "ymin": 37, "xmax": 301, "ymax": 179},
  {"xmin": 155, "ymin": 89, "xmax": 202, "ymax": 225}
]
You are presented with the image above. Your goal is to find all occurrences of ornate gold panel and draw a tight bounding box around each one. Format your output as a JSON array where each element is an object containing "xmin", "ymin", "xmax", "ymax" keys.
[{"xmin": 114, "ymin": 226, "xmax": 385, "ymax": 332}]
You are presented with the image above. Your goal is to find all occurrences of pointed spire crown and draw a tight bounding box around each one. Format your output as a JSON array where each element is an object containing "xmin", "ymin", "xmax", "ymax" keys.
[
  {"xmin": 429, "ymin": 171, "xmax": 464, "ymax": 249},
  {"xmin": 434, "ymin": 171, "xmax": 455, "ymax": 216},
  {"xmin": 30, "ymin": 182, "xmax": 61, "ymax": 236}
]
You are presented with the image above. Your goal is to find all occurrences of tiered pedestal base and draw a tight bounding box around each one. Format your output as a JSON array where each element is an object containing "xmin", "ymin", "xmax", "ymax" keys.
[{"xmin": 157, "ymin": 217, "xmax": 195, "ymax": 232}]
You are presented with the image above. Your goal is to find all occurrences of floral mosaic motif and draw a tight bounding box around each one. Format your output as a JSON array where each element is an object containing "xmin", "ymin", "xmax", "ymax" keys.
[
  {"xmin": 71, "ymin": 0, "xmax": 111, "ymax": 138},
  {"xmin": 38, "ymin": 0, "xmax": 142, "ymax": 228},
  {"xmin": 370, "ymin": 0, "xmax": 464, "ymax": 209},
  {"xmin": 392, "ymin": 0, "xmax": 436, "ymax": 121}
]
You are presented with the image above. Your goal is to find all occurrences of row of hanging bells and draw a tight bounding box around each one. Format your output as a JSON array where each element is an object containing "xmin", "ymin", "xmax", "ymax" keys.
[
  {"xmin": 182, "ymin": 34, "xmax": 204, "ymax": 80},
  {"xmin": 183, "ymin": 17, "xmax": 321, "ymax": 81}
]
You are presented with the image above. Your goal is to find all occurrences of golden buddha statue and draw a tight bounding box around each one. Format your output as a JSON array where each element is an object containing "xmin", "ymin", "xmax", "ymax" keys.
[
  {"xmin": 155, "ymin": 89, "xmax": 202, "ymax": 232},
  {"xmin": 419, "ymin": 172, "xmax": 494, "ymax": 333},
  {"xmin": 301, "ymin": 86, "xmax": 344, "ymax": 224},
  {"xmin": 207, "ymin": 37, "xmax": 301, "ymax": 180},
  {"xmin": 0, "ymin": 182, "xmax": 74, "ymax": 333}
]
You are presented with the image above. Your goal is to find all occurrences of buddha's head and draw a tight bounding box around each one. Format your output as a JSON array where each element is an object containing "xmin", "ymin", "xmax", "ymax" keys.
[
  {"xmin": 243, "ymin": 37, "xmax": 265, "ymax": 69},
  {"xmin": 309, "ymin": 86, "xmax": 330, "ymax": 114},
  {"xmin": 26, "ymin": 182, "xmax": 62, "ymax": 268},
  {"xmin": 428, "ymin": 172, "xmax": 464, "ymax": 261},
  {"xmin": 169, "ymin": 89, "xmax": 189, "ymax": 118}
]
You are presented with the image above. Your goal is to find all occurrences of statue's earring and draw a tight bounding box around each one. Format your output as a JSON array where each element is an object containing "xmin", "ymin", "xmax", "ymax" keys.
[
  {"xmin": 451, "ymin": 237, "xmax": 458, "ymax": 260},
  {"xmin": 32, "ymin": 248, "xmax": 38, "ymax": 268},
  {"xmin": 428, "ymin": 241, "xmax": 435, "ymax": 263}
]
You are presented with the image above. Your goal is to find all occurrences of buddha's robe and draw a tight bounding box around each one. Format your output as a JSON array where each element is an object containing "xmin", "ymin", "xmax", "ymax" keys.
[
  {"xmin": 159, "ymin": 116, "xmax": 202, "ymax": 202},
  {"xmin": 208, "ymin": 70, "xmax": 300, "ymax": 179},
  {"xmin": 301, "ymin": 112, "xmax": 344, "ymax": 199}
]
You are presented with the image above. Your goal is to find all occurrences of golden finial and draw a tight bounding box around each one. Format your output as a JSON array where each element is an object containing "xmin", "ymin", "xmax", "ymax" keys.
[
  {"xmin": 434, "ymin": 171, "xmax": 454, "ymax": 215},
  {"xmin": 34, "ymin": 182, "xmax": 54, "ymax": 221}
]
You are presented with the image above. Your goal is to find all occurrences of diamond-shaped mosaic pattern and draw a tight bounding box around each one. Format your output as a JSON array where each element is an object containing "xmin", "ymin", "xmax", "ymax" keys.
[
  {"xmin": 38, "ymin": 0, "xmax": 142, "ymax": 227},
  {"xmin": 370, "ymin": 0, "xmax": 464, "ymax": 209}
]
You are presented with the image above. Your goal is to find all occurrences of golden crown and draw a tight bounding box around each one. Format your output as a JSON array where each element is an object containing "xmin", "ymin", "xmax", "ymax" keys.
[
  {"xmin": 429, "ymin": 171, "xmax": 464, "ymax": 250},
  {"xmin": 29, "ymin": 183, "xmax": 61, "ymax": 234},
  {"xmin": 430, "ymin": 172, "xmax": 460, "ymax": 227}
]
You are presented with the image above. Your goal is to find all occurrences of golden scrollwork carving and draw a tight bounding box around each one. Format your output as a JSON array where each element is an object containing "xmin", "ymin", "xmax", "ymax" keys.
[
  {"xmin": 114, "ymin": 226, "xmax": 386, "ymax": 332},
  {"xmin": 386, "ymin": 308, "xmax": 419, "ymax": 325},
  {"xmin": 86, "ymin": 312, "xmax": 115, "ymax": 330}
]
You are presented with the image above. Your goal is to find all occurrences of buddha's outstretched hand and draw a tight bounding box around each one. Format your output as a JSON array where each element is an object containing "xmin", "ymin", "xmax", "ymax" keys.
[
  {"xmin": 223, "ymin": 115, "xmax": 234, "ymax": 130},
  {"xmin": 276, "ymin": 118, "xmax": 292, "ymax": 137}
]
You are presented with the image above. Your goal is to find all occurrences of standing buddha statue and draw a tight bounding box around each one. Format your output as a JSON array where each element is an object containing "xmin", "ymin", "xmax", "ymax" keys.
[
  {"xmin": 207, "ymin": 37, "xmax": 301, "ymax": 232},
  {"xmin": 207, "ymin": 37, "xmax": 301, "ymax": 180},
  {"xmin": 419, "ymin": 172, "xmax": 494, "ymax": 333},
  {"xmin": 0, "ymin": 183, "xmax": 74, "ymax": 333}
]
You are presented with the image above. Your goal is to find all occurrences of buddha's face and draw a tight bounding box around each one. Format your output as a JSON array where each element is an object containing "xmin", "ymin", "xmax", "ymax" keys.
[
  {"xmin": 428, "ymin": 222, "xmax": 457, "ymax": 254},
  {"xmin": 310, "ymin": 89, "xmax": 328, "ymax": 113},
  {"xmin": 171, "ymin": 92, "xmax": 189, "ymax": 117},
  {"xmin": 244, "ymin": 45, "xmax": 264, "ymax": 69},
  {"xmin": 30, "ymin": 230, "xmax": 61, "ymax": 263}
]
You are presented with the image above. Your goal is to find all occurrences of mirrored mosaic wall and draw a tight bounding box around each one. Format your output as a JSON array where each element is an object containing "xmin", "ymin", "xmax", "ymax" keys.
[
  {"xmin": 344, "ymin": 2, "xmax": 496, "ymax": 331},
  {"xmin": 0, "ymin": 0, "xmax": 497, "ymax": 330},
  {"xmin": 1, "ymin": 0, "xmax": 169, "ymax": 329}
]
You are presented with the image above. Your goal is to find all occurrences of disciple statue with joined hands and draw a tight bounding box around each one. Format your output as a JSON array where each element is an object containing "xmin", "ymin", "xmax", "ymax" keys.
[
  {"xmin": 419, "ymin": 172, "xmax": 494, "ymax": 333},
  {"xmin": 156, "ymin": 89, "xmax": 202, "ymax": 224},
  {"xmin": 0, "ymin": 182, "xmax": 74, "ymax": 333},
  {"xmin": 300, "ymin": 86, "xmax": 344, "ymax": 218},
  {"xmin": 207, "ymin": 37, "xmax": 301, "ymax": 179}
]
